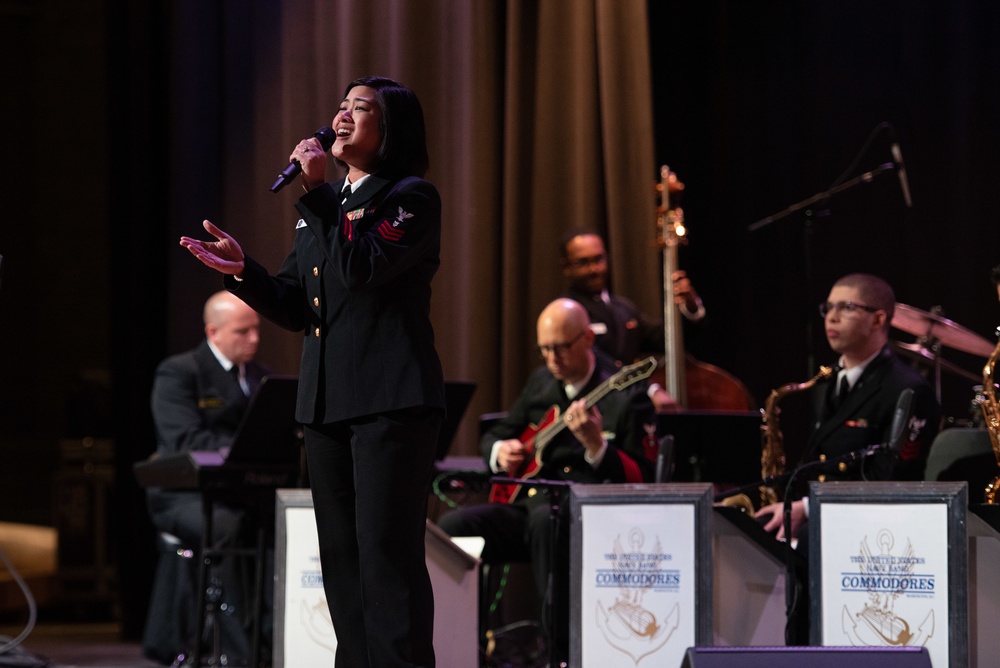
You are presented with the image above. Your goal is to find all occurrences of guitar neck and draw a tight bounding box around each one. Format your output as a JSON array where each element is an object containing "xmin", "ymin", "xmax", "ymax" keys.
[
  {"xmin": 534, "ymin": 378, "xmax": 617, "ymax": 449},
  {"xmin": 529, "ymin": 356, "xmax": 654, "ymax": 454}
]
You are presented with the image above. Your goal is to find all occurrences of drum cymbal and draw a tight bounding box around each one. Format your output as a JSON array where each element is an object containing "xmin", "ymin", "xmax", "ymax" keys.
[
  {"xmin": 891, "ymin": 303, "xmax": 995, "ymax": 357},
  {"xmin": 892, "ymin": 341, "xmax": 982, "ymax": 383}
]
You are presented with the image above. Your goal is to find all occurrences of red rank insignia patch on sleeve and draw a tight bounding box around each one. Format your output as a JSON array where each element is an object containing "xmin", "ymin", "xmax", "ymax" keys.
[{"xmin": 376, "ymin": 206, "xmax": 413, "ymax": 242}]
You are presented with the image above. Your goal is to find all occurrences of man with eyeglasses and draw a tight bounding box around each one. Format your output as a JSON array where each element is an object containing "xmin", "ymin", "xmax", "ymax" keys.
[
  {"xmin": 436, "ymin": 298, "xmax": 655, "ymax": 663},
  {"xmin": 759, "ymin": 273, "xmax": 940, "ymax": 542}
]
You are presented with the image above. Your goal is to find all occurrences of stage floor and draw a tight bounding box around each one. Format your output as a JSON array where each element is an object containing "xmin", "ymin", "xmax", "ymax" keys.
[{"xmin": 0, "ymin": 623, "xmax": 158, "ymax": 668}]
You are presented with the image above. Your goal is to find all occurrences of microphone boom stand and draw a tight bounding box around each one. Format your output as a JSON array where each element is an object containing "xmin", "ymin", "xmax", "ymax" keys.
[
  {"xmin": 714, "ymin": 444, "xmax": 887, "ymax": 644},
  {"xmin": 748, "ymin": 163, "xmax": 895, "ymax": 376},
  {"xmin": 747, "ymin": 163, "xmax": 896, "ymax": 234},
  {"xmin": 776, "ymin": 444, "xmax": 885, "ymax": 644}
]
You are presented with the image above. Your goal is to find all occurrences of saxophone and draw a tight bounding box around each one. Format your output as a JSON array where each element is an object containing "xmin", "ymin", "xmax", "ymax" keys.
[
  {"xmin": 759, "ymin": 365, "xmax": 835, "ymax": 506},
  {"xmin": 980, "ymin": 331, "xmax": 1000, "ymax": 503}
]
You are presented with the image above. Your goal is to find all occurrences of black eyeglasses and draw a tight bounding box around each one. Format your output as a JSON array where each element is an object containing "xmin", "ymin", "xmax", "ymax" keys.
[
  {"xmin": 537, "ymin": 330, "xmax": 586, "ymax": 358},
  {"xmin": 819, "ymin": 301, "xmax": 880, "ymax": 318},
  {"xmin": 564, "ymin": 253, "xmax": 607, "ymax": 270}
]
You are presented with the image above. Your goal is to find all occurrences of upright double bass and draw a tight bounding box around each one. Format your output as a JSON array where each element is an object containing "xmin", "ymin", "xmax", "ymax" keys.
[{"xmin": 655, "ymin": 166, "xmax": 754, "ymax": 411}]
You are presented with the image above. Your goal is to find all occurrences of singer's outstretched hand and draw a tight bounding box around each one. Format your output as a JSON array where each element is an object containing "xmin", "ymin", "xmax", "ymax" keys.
[{"xmin": 179, "ymin": 220, "xmax": 246, "ymax": 276}]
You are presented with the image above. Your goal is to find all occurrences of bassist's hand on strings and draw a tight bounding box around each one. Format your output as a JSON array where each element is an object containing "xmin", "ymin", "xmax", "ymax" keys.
[
  {"xmin": 671, "ymin": 270, "xmax": 705, "ymax": 321},
  {"xmin": 650, "ymin": 386, "xmax": 680, "ymax": 413}
]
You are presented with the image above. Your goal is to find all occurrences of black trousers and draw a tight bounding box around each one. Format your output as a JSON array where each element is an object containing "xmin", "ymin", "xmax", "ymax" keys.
[{"xmin": 304, "ymin": 406, "xmax": 442, "ymax": 668}]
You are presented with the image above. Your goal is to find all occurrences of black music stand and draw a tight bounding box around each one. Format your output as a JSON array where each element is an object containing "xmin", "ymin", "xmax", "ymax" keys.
[
  {"xmin": 435, "ymin": 381, "xmax": 477, "ymax": 461},
  {"xmin": 192, "ymin": 375, "xmax": 301, "ymax": 668},
  {"xmin": 656, "ymin": 410, "xmax": 762, "ymax": 485},
  {"xmin": 490, "ymin": 476, "xmax": 573, "ymax": 668},
  {"xmin": 218, "ymin": 375, "xmax": 300, "ymax": 468}
]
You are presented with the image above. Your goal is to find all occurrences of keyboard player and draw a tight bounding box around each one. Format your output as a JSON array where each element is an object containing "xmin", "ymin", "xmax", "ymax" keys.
[{"xmin": 141, "ymin": 291, "xmax": 270, "ymax": 665}]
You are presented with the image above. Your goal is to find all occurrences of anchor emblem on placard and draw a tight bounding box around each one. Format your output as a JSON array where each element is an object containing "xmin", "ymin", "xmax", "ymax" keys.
[
  {"xmin": 840, "ymin": 529, "xmax": 934, "ymax": 648},
  {"xmin": 594, "ymin": 529, "xmax": 678, "ymax": 665}
]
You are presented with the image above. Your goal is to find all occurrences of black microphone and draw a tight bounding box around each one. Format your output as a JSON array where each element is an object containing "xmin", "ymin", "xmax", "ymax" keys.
[
  {"xmin": 885, "ymin": 388, "xmax": 915, "ymax": 454},
  {"xmin": 655, "ymin": 435, "xmax": 675, "ymax": 484},
  {"xmin": 890, "ymin": 141, "xmax": 912, "ymax": 208},
  {"xmin": 269, "ymin": 126, "xmax": 337, "ymax": 193}
]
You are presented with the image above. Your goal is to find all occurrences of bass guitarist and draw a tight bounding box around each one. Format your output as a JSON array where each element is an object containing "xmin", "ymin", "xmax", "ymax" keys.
[{"xmin": 437, "ymin": 298, "xmax": 655, "ymax": 664}]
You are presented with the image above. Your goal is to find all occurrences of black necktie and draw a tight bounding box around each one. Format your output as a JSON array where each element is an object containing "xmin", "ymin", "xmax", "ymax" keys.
[
  {"xmin": 341, "ymin": 183, "xmax": 352, "ymax": 204},
  {"xmin": 231, "ymin": 365, "xmax": 249, "ymax": 397},
  {"xmin": 837, "ymin": 374, "xmax": 850, "ymax": 407}
]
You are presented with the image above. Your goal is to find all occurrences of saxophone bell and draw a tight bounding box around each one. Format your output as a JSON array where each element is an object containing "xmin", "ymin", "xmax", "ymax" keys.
[
  {"xmin": 716, "ymin": 492, "xmax": 757, "ymax": 517},
  {"xmin": 979, "ymin": 333, "xmax": 1000, "ymax": 503}
]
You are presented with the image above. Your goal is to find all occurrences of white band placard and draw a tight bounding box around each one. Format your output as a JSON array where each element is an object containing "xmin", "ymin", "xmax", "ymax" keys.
[
  {"xmin": 820, "ymin": 503, "xmax": 947, "ymax": 661},
  {"xmin": 810, "ymin": 481, "xmax": 968, "ymax": 668},
  {"xmin": 570, "ymin": 483, "xmax": 713, "ymax": 667},
  {"xmin": 580, "ymin": 503, "xmax": 694, "ymax": 666}
]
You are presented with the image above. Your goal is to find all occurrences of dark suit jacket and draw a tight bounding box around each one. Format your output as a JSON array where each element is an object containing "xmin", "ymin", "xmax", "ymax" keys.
[
  {"xmin": 564, "ymin": 287, "xmax": 662, "ymax": 364},
  {"xmin": 803, "ymin": 345, "xmax": 940, "ymax": 482},
  {"xmin": 229, "ymin": 174, "xmax": 445, "ymax": 425},
  {"xmin": 481, "ymin": 353, "xmax": 656, "ymax": 503},
  {"xmin": 150, "ymin": 340, "xmax": 269, "ymax": 456}
]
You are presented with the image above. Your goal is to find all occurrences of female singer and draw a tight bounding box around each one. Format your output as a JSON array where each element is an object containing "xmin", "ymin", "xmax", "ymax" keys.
[{"xmin": 181, "ymin": 75, "xmax": 444, "ymax": 667}]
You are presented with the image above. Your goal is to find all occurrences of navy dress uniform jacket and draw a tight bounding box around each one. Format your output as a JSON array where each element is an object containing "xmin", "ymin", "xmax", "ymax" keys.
[
  {"xmin": 228, "ymin": 174, "xmax": 445, "ymax": 425},
  {"xmin": 804, "ymin": 344, "xmax": 940, "ymax": 482}
]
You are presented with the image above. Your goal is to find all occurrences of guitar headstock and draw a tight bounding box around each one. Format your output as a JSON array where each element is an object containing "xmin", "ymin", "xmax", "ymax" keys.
[{"xmin": 609, "ymin": 356, "xmax": 658, "ymax": 391}]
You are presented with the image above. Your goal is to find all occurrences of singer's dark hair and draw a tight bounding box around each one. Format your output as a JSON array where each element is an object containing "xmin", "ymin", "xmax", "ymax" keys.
[
  {"xmin": 334, "ymin": 76, "xmax": 429, "ymax": 178},
  {"xmin": 991, "ymin": 263, "xmax": 1000, "ymax": 286}
]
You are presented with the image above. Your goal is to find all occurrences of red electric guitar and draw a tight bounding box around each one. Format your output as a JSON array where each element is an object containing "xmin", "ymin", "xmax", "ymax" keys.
[{"xmin": 488, "ymin": 356, "xmax": 657, "ymax": 504}]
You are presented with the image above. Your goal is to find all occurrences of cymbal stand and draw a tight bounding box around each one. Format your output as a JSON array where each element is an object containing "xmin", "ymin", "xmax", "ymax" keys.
[
  {"xmin": 925, "ymin": 306, "xmax": 947, "ymax": 404},
  {"xmin": 930, "ymin": 339, "xmax": 943, "ymax": 405},
  {"xmin": 911, "ymin": 335, "xmax": 945, "ymax": 405}
]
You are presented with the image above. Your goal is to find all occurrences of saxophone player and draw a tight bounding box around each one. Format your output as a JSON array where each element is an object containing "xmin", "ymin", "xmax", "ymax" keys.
[{"xmin": 759, "ymin": 273, "xmax": 940, "ymax": 541}]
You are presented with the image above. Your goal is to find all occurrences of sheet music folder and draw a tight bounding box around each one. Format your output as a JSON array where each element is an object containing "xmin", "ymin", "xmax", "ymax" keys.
[
  {"xmin": 133, "ymin": 374, "xmax": 301, "ymax": 490},
  {"xmin": 656, "ymin": 409, "xmax": 762, "ymax": 484},
  {"xmin": 222, "ymin": 374, "xmax": 300, "ymax": 465},
  {"xmin": 435, "ymin": 381, "xmax": 476, "ymax": 460}
]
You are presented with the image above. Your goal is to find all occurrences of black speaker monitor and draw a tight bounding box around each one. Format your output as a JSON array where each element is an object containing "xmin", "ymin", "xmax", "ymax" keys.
[{"xmin": 680, "ymin": 646, "xmax": 932, "ymax": 668}]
